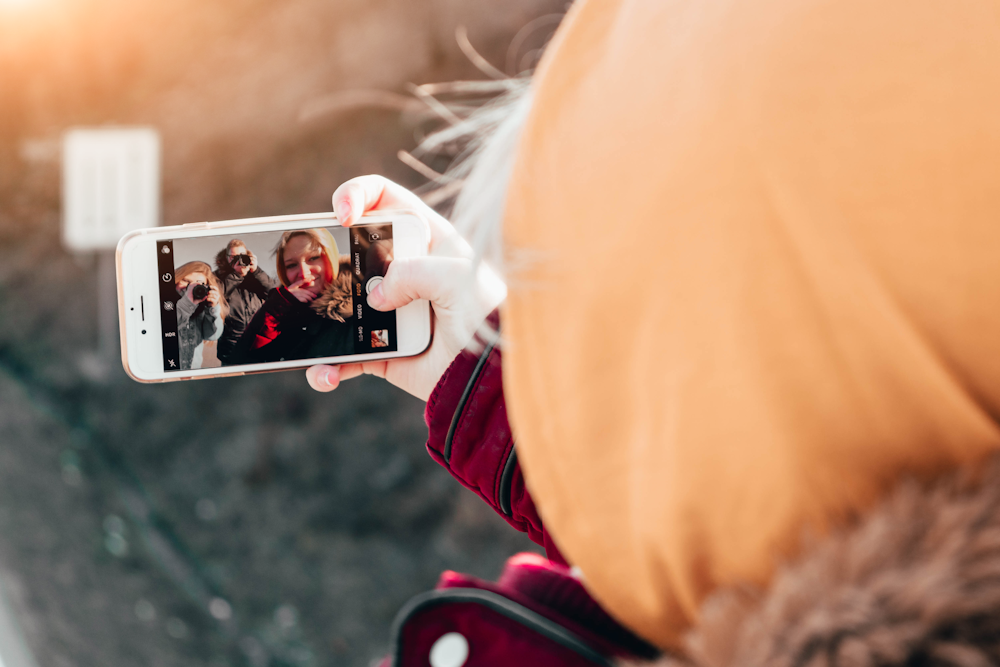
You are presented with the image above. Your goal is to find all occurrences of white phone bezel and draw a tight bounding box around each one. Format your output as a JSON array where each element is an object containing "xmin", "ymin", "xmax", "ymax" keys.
[{"xmin": 117, "ymin": 211, "xmax": 431, "ymax": 383}]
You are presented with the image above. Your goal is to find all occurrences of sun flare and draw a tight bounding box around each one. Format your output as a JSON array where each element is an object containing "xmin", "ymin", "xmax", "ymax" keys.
[{"xmin": 0, "ymin": 0, "xmax": 40, "ymax": 9}]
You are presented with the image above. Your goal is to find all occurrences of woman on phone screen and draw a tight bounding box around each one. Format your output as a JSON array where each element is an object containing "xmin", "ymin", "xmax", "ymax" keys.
[
  {"xmin": 232, "ymin": 229, "xmax": 354, "ymax": 364},
  {"xmin": 173, "ymin": 261, "xmax": 227, "ymax": 370}
]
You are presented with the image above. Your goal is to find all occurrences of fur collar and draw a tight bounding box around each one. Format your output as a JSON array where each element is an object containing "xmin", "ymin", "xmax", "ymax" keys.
[
  {"xmin": 633, "ymin": 457, "xmax": 1000, "ymax": 667},
  {"xmin": 214, "ymin": 248, "xmax": 233, "ymax": 276},
  {"xmin": 309, "ymin": 257, "xmax": 354, "ymax": 322}
]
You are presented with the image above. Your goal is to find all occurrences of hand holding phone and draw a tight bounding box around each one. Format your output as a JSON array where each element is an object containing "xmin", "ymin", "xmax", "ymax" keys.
[{"xmin": 306, "ymin": 175, "xmax": 506, "ymax": 402}]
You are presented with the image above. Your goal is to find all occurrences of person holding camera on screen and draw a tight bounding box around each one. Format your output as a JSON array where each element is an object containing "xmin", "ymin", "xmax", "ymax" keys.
[
  {"xmin": 174, "ymin": 261, "xmax": 227, "ymax": 371},
  {"xmin": 214, "ymin": 239, "xmax": 276, "ymax": 365}
]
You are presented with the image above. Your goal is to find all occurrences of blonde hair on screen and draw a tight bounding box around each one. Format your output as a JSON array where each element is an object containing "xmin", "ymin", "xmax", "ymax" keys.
[
  {"xmin": 174, "ymin": 261, "xmax": 230, "ymax": 321},
  {"xmin": 273, "ymin": 228, "xmax": 340, "ymax": 287}
]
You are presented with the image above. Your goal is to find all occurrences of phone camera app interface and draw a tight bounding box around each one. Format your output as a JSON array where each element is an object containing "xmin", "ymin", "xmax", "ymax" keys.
[
  {"xmin": 158, "ymin": 224, "xmax": 396, "ymax": 372},
  {"xmin": 156, "ymin": 241, "xmax": 180, "ymax": 370}
]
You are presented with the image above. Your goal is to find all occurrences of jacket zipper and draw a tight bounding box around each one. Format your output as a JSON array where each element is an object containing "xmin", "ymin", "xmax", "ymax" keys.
[{"xmin": 443, "ymin": 334, "xmax": 499, "ymax": 463}]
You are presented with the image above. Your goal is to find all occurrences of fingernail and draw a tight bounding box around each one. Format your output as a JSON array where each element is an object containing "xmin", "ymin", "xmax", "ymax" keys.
[
  {"xmin": 368, "ymin": 283, "xmax": 384, "ymax": 307},
  {"xmin": 338, "ymin": 201, "xmax": 351, "ymax": 223},
  {"xmin": 319, "ymin": 368, "xmax": 332, "ymax": 387}
]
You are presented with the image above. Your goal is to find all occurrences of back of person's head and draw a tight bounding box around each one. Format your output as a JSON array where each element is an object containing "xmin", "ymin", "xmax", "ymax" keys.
[{"xmin": 430, "ymin": 0, "xmax": 1000, "ymax": 651}]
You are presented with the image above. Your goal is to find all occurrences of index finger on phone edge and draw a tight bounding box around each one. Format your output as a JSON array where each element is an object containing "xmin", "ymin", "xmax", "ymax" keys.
[
  {"xmin": 332, "ymin": 176, "xmax": 412, "ymax": 226},
  {"xmin": 331, "ymin": 176, "xmax": 452, "ymax": 241}
]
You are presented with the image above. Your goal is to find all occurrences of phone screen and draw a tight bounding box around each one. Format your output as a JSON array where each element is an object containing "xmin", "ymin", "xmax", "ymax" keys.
[{"xmin": 154, "ymin": 224, "xmax": 396, "ymax": 372}]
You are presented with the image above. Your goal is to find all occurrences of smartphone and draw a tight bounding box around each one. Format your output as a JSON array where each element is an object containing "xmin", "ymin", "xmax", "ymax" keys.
[{"xmin": 116, "ymin": 211, "xmax": 431, "ymax": 382}]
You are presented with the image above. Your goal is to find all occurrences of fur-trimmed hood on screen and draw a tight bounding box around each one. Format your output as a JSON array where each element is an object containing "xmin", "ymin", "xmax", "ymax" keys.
[{"xmin": 309, "ymin": 257, "xmax": 353, "ymax": 323}]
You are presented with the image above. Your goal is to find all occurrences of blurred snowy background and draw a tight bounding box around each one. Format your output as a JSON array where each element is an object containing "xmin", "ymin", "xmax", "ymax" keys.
[{"xmin": 0, "ymin": 1, "xmax": 564, "ymax": 665}]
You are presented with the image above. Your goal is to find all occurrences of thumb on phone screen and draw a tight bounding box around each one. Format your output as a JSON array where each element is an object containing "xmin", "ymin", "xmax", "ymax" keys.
[{"xmin": 366, "ymin": 257, "xmax": 471, "ymax": 312}]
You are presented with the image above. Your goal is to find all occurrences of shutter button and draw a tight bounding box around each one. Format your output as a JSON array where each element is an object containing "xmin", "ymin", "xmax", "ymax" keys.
[
  {"xmin": 366, "ymin": 276, "xmax": 384, "ymax": 308},
  {"xmin": 429, "ymin": 632, "xmax": 468, "ymax": 667}
]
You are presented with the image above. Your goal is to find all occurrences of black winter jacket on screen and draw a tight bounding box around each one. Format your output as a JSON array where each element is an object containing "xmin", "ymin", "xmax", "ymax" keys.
[{"xmin": 213, "ymin": 266, "xmax": 276, "ymax": 365}]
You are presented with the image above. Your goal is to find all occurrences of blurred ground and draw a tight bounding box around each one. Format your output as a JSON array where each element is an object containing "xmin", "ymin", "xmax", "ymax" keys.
[{"xmin": 0, "ymin": 1, "xmax": 565, "ymax": 665}]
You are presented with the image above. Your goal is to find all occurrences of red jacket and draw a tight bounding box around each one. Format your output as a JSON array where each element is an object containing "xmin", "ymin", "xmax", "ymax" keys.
[
  {"xmin": 423, "ymin": 318, "xmax": 565, "ymax": 564},
  {"xmin": 382, "ymin": 314, "xmax": 659, "ymax": 666}
]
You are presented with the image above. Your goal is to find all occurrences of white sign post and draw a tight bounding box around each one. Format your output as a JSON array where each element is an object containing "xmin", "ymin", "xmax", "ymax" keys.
[
  {"xmin": 62, "ymin": 128, "xmax": 161, "ymax": 376},
  {"xmin": 62, "ymin": 128, "xmax": 160, "ymax": 251}
]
